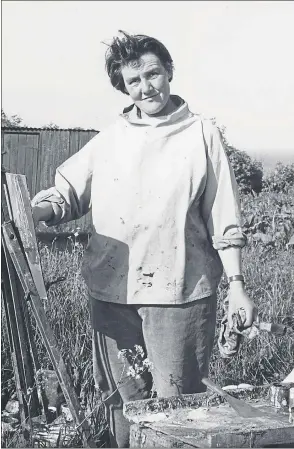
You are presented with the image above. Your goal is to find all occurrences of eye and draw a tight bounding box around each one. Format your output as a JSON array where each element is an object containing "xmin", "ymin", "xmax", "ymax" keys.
[
  {"xmin": 148, "ymin": 71, "xmax": 159, "ymax": 79},
  {"xmin": 128, "ymin": 78, "xmax": 140, "ymax": 86}
]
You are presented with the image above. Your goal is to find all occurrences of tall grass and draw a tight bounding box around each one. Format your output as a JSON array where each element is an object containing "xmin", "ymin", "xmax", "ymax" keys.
[
  {"xmin": 31, "ymin": 237, "xmax": 95, "ymax": 411},
  {"xmin": 211, "ymin": 244, "xmax": 294, "ymax": 385}
]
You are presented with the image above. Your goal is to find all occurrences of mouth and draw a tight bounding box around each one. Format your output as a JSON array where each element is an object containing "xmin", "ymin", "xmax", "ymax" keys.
[{"xmin": 142, "ymin": 94, "xmax": 158, "ymax": 101}]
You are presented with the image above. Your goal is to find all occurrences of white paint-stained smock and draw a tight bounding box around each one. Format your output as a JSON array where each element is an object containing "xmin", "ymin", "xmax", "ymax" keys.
[{"xmin": 33, "ymin": 96, "xmax": 246, "ymax": 305}]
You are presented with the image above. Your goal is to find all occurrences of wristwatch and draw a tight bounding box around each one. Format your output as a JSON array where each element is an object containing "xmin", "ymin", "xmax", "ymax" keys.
[{"xmin": 228, "ymin": 275, "xmax": 245, "ymax": 283}]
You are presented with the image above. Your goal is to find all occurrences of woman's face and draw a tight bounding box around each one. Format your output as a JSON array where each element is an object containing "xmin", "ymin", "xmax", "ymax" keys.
[{"xmin": 121, "ymin": 52, "xmax": 171, "ymax": 116}]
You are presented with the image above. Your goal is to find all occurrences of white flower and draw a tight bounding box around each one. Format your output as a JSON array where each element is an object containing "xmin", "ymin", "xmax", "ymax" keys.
[
  {"xmin": 134, "ymin": 345, "xmax": 145, "ymax": 357},
  {"xmin": 127, "ymin": 367, "xmax": 136, "ymax": 378},
  {"xmin": 117, "ymin": 349, "xmax": 127, "ymax": 360},
  {"xmin": 143, "ymin": 359, "xmax": 153, "ymax": 370}
]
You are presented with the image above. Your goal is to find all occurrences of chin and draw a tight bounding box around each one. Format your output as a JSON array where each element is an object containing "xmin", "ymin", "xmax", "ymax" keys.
[{"xmin": 142, "ymin": 103, "xmax": 166, "ymax": 116}]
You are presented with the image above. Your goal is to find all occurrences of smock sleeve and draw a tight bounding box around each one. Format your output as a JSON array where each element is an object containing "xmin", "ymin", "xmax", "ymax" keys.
[
  {"xmin": 200, "ymin": 119, "xmax": 247, "ymax": 251},
  {"xmin": 31, "ymin": 133, "xmax": 99, "ymax": 226}
]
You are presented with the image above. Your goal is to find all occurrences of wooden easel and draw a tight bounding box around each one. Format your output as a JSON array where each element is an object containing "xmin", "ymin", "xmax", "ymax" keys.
[{"xmin": 1, "ymin": 169, "xmax": 96, "ymax": 447}]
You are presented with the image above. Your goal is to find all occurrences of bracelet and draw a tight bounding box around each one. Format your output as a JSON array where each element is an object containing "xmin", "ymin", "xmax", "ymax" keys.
[{"xmin": 228, "ymin": 275, "xmax": 245, "ymax": 283}]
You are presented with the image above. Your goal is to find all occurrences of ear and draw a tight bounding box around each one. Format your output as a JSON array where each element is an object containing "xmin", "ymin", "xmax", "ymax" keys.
[{"xmin": 166, "ymin": 63, "xmax": 173, "ymax": 82}]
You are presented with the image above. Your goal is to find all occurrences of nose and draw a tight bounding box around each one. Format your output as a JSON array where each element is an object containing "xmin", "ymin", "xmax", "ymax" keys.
[{"xmin": 141, "ymin": 78, "xmax": 153, "ymax": 96}]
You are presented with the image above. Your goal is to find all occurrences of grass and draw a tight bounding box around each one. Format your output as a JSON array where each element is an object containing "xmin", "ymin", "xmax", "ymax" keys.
[
  {"xmin": 211, "ymin": 243, "xmax": 294, "ymax": 386},
  {"xmin": 1, "ymin": 188, "xmax": 294, "ymax": 446}
]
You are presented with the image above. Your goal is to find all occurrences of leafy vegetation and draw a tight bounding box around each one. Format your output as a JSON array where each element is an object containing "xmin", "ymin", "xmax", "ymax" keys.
[
  {"xmin": 1, "ymin": 110, "xmax": 97, "ymax": 131},
  {"xmin": 263, "ymin": 161, "xmax": 294, "ymax": 193},
  {"xmin": 214, "ymin": 121, "xmax": 263, "ymax": 195},
  {"xmin": 1, "ymin": 109, "xmax": 25, "ymax": 127}
]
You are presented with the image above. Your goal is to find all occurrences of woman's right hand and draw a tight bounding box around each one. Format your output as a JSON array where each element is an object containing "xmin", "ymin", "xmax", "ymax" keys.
[{"xmin": 32, "ymin": 202, "xmax": 54, "ymax": 227}]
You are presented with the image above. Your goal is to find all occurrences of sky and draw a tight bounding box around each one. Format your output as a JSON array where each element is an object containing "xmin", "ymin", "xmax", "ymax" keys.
[{"xmin": 2, "ymin": 1, "xmax": 294, "ymax": 162}]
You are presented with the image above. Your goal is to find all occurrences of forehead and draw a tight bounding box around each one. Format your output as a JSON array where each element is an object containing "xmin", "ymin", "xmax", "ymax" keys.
[{"xmin": 121, "ymin": 53, "xmax": 164, "ymax": 78}]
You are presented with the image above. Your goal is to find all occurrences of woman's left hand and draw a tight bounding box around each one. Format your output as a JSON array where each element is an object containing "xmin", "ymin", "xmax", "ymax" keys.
[{"xmin": 227, "ymin": 282, "xmax": 258, "ymax": 329}]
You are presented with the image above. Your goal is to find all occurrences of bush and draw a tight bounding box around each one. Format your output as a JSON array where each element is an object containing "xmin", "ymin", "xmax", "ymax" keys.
[
  {"xmin": 213, "ymin": 119, "xmax": 263, "ymax": 195},
  {"xmin": 263, "ymin": 161, "xmax": 294, "ymax": 193},
  {"xmin": 226, "ymin": 145, "xmax": 263, "ymax": 195}
]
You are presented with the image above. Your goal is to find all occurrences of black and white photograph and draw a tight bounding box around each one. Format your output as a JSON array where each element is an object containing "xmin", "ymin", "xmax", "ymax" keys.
[{"xmin": 1, "ymin": 1, "xmax": 294, "ymax": 448}]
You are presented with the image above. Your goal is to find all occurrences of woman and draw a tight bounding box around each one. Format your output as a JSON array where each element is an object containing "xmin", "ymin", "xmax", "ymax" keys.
[{"xmin": 32, "ymin": 31, "xmax": 257, "ymax": 447}]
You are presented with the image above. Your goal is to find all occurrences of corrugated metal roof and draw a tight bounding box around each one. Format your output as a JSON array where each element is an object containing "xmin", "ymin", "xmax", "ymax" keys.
[{"xmin": 1, "ymin": 126, "xmax": 99, "ymax": 132}]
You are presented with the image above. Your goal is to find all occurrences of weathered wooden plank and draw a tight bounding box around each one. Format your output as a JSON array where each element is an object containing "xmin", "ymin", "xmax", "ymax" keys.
[
  {"xmin": 35, "ymin": 131, "xmax": 43, "ymax": 195},
  {"xmin": 2, "ymin": 144, "xmax": 10, "ymax": 171},
  {"xmin": 30, "ymin": 133, "xmax": 40, "ymax": 198},
  {"xmin": 3, "ymin": 133, "xmax": 19, "ymax": 174},
  {"xmin": 1, "ymin": 258, "xmax": 28, "ymax": 427},
  {"xmin": 1, "ymin": 239, "xmax": 40, "ymax": 417},
  {"xmin": 6, "ymin": 174, "xmax": 46, "ymax": 297},
  {"xmin": 69, "ymin": 130, "xmax": 80, "ymax": 158},
  {"xmin": 37, "ymin": 130, "xmax": 56, "ymax": 190},
  {"xmin": 16, "ymin": 133, "xmax": 36, "ymax": 197},
  {"xmin": 16, "ymin": 134, "xmax": 27, "ymax": 176},
  {"xmin": 2, "ymin": 130, "xmax": 39, "ymax": 196},
  {"xmin": 23, "ymin": 133, "xmax": 39, "ymax": 198},
  {"xmin": 55, "ymin": 130, "xmax": 70, "ymax": 168},
  {"xmin": 4, "ymin": 172, "xmax": 96, "ymax": 448}
]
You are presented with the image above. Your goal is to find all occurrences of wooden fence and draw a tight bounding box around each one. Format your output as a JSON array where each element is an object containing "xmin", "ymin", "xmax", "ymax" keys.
[{"xmin": 1, "ymin": 127, "xmax": 98, "ymax": 233}]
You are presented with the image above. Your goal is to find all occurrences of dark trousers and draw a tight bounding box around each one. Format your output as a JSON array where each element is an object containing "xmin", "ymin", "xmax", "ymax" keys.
[{"xmin": 90, "ymin": 294, "xmax": 217, "ymax": 447}]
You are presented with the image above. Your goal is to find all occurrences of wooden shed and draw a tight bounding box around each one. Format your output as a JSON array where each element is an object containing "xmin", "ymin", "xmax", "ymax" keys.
[{"xmin": 1, "ymin": 127, "xmax": 99, "ymax": 233}]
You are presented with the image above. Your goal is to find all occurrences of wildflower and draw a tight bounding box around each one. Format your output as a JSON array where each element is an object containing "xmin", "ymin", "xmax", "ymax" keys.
[
  {"xmin": 117, "ymin": 349, "xmax": 127, "ymax": 360},
  {"xmin": 134, "ymin": 345, "xmax": 145, "ymax": 357},
  {"xmin": 27, "ymin": 387, "xmax": 34, "ymax": 396},
  {"xmin": 143, "ymin": 358, "xmax": 154, "ymax": 370},
  {"xmin": 127, "ymin": 367, "xmax": 136, "ymax": 378}
]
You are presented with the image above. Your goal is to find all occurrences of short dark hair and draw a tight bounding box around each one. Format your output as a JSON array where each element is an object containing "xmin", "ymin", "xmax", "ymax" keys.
[{"xmin": 105, "ymin": 31, "xmax": 174, "ymax": 95}]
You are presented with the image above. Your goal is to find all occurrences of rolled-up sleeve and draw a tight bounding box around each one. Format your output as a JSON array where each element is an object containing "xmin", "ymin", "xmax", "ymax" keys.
[
  {"xmin": 200, "ymin": 119, "xmax": 247, "ymax": 250},
  {"xmin": 31, "ymin": 133, "xmax": 99, "ymax": 226}
]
